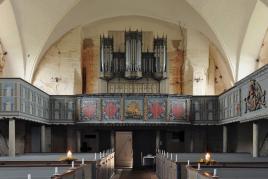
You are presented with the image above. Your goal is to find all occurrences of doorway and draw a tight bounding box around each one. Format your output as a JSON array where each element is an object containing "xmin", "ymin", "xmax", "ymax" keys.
[
  {"xmin": 115, "ymin": 131, "xmax": 133, "ymax": 168},
  {"xmin": 133, "ymin": 130, "xmax": 156, "ymax": 169}
]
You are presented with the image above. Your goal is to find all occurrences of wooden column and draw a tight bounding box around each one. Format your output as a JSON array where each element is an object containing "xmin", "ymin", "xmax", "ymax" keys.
[
  {"xmin": 253, "ymin": 122, "xmax": 259, "ymax": 157},
  {"xmin": 41, "ymin": 125, "xmax": 46, "ymax": 152},
  {"xmin": 8, "ymin": 119, "xmax": 15, "ymax": 157},
  {"xmin": 223, "ymin": 125, "xmax": 228, "ymax": 153}
]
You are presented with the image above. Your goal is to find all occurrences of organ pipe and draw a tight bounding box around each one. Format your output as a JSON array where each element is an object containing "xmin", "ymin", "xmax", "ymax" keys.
[{"xmin": 99, "ymin": 30, "xmax": 167, "ymax": 81}]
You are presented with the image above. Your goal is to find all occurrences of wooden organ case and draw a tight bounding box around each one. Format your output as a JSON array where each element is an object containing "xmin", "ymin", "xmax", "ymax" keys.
[{"xmin": 100, "ymin": 30, "xmax": 167, "ymax": 93}]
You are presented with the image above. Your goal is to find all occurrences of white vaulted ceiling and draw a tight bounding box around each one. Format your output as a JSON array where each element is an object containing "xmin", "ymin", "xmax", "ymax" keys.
[{"xmin": 0, "ymin": 0, "xmax": 267, "ymax": 82}]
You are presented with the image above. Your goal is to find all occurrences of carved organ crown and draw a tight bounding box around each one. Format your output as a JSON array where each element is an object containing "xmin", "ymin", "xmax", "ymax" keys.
[{"xmin": 100, "ymin": 30, "xmax": 167, "ymax": 81}]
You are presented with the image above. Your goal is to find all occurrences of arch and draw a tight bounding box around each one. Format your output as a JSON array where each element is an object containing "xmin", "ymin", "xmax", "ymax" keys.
[{"xmin": 28, "ymin": 0, "xmax": 232, "ymax": 83}]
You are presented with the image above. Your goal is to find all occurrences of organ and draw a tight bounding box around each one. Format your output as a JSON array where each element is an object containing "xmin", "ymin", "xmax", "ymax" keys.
[{"xmin": 100, "ymin": 30, "xmax": 167, "ymax": 81}]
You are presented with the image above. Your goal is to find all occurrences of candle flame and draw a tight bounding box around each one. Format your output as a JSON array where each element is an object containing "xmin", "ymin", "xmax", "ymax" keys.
[
  {"xmin": 67, "ymin": 150, "xmax": 72, "ymax": 159},
  {"xmin": 205, "ymin": 153, "xmax": 211, "ymax": 161}
]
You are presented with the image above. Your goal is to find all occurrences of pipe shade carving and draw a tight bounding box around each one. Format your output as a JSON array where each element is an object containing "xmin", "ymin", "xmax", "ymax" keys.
[{"xmin": 100, "ymin": 30, "xmax": 167, "ymax": 81}]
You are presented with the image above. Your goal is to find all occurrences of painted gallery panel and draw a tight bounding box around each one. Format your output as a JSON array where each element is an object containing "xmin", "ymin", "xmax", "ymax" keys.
[
  {"xmin": 102, "ymin": 97, "xmax": 121, "ymax": 121},
  {"xmin": 147, "ymin": 96, "xmax": 167, "ymax": 121},
  {"xmin": 80, "ymin": 97, "xmax": 101, "ymax": 121},
  {"xmin": 167, "ymin": 97, "xmax": 189, "ymax": 121},
  {"xmin": 124, "ymin": 96, "xmax": 144, "ymax": 121}
]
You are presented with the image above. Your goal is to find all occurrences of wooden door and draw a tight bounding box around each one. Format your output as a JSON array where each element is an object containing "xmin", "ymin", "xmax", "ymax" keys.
[{"xmin": 115, "ymin": 131, "xmax": 133, "ymax": 168}]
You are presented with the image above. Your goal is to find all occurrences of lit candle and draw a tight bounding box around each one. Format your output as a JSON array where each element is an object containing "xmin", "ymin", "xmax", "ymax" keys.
[
  {"xmin": 82, "ymin": 158, "xmax": 85, "ymax": 165},
  {"xmin": 67, "ymin": 150, "xmax": 72, "ymax": 159},
  {"xmin": 54, "ymin": 167, "xmax": 59, "ymax": 175},
  {"xmin": 197, "ymin": 163, "xmax": 201, "ymax": 170},
  {"xmin": 205, "ymin": 153, "xmax": 211, "ymax": 161},
  {"xmin": 27, "ymin": 174, "xmax": 31, "ymax": 179},
  {"xmin": 213, "ymin": 169, "xmax": 217, "ymax": 177},
  {"xmin": 71, "ymin": 161, "xmax": 74, "ymax": 168}
]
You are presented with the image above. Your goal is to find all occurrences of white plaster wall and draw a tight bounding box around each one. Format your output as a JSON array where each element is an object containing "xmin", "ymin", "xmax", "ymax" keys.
[
  {"xmin": 0, "ymin": 0, "xmax": 25, "ymax": 78},
  {"xmin": 33, "ymin": 28, "xmax": 82, "ymax": 95},
  {"xmin": 186, "ymin": 0, "xmax": 257, "ymax": 79},
  {"xmin": 186, "ymin": 30, "xmax": 209, "ymax": 95},
  {"xmin": 10, "ymin": 0, "xmax": 79, "ymax": 81},
  {"xmin": 210, "ymin": 45, "xmax": 234, "ymax": 89},
  {"xmin": 238, "ymin": 1, "xmax": 268, "ymax": 80},
  {"xmin": 259, "ymin": 30, "xmax": 268, "ymax": 67},
  {"xmin": 183, "ymin": 60, "xmax": 193, "ymax": 95}
]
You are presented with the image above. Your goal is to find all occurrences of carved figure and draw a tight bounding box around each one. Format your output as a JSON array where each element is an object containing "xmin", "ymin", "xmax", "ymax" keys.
[{"xmin": 244, "ymin": 79, "xmax": 266, "ymax": 113}]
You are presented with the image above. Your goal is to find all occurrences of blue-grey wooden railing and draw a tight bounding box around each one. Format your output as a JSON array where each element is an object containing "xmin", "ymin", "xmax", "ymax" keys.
[{"xmin": 0, "ymin": 64, "xmax": 268, "ymax": 125}]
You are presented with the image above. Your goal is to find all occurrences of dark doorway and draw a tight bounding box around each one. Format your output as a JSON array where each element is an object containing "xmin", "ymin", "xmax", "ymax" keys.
[{"xmin": 133, "ymin": 130, "xmax": 156, "ymax": 169}]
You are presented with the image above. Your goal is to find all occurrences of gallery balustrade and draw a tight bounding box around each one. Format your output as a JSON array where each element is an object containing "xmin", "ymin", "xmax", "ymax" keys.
[{"xmin": 0, "ymin": 64, "xmax": 268, "ymax": 125}]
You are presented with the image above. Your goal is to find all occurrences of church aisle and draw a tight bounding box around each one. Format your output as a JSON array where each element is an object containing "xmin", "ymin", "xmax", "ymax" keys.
[{"xmin": 112, "ymin": 169, "xmax": 158, "ymax": 179}]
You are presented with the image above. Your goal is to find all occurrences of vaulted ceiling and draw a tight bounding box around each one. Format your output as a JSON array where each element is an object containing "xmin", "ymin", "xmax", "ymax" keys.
[{"xmin": 0, "ymin": 0, "xmax": 267, "ymax": 83}]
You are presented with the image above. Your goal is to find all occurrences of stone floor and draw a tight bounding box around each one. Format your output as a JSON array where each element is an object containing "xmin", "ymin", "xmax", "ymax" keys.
[{"xmin": 112, "ymin": 169, "xmax": 158, "ymax": 179}]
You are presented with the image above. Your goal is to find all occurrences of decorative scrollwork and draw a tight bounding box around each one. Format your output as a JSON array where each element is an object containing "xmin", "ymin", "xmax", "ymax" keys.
[{"xmin": 244, "ymin": 79, "xmax": 266, "ymax": 113}]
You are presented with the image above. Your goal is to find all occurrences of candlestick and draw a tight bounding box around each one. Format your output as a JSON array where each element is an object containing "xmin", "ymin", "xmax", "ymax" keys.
[
  {"xmin": 71, "ymin": 161, "xmax": 74, "ymax": 168},
  {"xmin": 82, "ymin": 158, "xmax": 85, "ymax": 165},
  {"xmin": 213, "ymin": 169, "xmax": 217, "ymax": 177},
  {"xmin": 54, "ymin": 167, "xmax": 58, "ymax": 175},
  {"xmin": 197, "ymin": 163, "xmax": 201, "ymax": 170}
]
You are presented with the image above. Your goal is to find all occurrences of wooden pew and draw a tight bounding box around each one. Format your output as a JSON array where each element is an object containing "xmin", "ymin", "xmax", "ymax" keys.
[
  {"xmin": 186, "ymin": 166, "xmax": 218, "ymax": 179},
  {"xmin": 51, "ymin": 152, "xmax": 115, "ymax": 179},
  {"xmin": 156, "ymin": 153, "xmax": 218, "ymax": 179}
]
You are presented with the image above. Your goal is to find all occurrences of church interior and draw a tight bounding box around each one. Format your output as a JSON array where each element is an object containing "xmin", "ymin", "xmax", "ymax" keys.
[{"xmin": 1, "ymin": 0, "xmax": 268, "ymax": 178}]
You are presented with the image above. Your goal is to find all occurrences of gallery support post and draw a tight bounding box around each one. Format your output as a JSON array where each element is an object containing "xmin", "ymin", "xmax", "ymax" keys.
[
  {"xmin": 223, "ymin": 125, "xmax": 227, "ymax": 153},
  {"xmin": 41, "ymin": 125, "xmax": 46, "ymax": 153},
  {"xmin": 8, "ymin": 119, "xmax": 15, "ymax": 157},
  {"xmin": 253, "ymin": 122, "xmax": 259, "ymax": 157}
]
